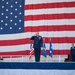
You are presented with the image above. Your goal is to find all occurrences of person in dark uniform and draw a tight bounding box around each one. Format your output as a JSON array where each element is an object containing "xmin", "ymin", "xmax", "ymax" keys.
[
  {"xmin": 30, "ymin": 32, "xmax": 43, "ymax": 62},
  {"xmin": 71, "ymin": 43, "xmax": 75, "ymax": 61}
]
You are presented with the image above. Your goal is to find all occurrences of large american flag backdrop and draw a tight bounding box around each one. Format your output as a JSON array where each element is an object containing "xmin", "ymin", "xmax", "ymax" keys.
[{"xmin": 0, "ymin": 0, "xmax": 75, "ymax": 57}]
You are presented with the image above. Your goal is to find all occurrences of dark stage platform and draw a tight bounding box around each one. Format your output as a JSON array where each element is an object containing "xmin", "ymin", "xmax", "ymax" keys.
[{"xmin": 0, "ymin": 62, "xmax": 75, "ymax": 70}]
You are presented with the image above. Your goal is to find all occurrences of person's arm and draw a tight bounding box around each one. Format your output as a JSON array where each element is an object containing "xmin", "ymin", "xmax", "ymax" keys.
[
  {"xmin": 30, "ymin": 33, "xmax": 36, "ymax": 40},
  {"xmin": 70, "ymin": 47, "xmax": 72, "ymax": 55},
  {"xmin": 40, "ymin": 37, "xmax": 43, "ymax": 47},
  {"xmin": 30, "ymin": 36, "xmax": 35, "ymax": 40}
]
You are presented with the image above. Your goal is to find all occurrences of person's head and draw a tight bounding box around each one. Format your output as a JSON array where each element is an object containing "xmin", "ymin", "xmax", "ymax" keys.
[
  {"xmin": 35, "ymin": 32, "xmax": 39, "ymax": 36},
  {"xmin": 72, "ymin": 43, "xmax": 74, "ymax": 47}
]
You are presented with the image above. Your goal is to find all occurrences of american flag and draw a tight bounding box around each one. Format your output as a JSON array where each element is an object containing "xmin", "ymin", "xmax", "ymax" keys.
[
  {"xmin": 29, "ymin": 43, "xmax": 34, "ymax": 60},
  {"xmin": 0, "ymin": 0, "xmax": 75, "ymax": 57}
]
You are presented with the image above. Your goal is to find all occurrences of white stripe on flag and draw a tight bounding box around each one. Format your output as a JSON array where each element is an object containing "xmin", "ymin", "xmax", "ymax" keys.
[
  {"xmin": 0, "ymin": 43, "xmax": 71, "ymax": 52},
  {"xmin": 25, "ymin": 19, "xmax": 75, "ymax": 27},
  {"xmin": 25, "ymin": 8, "xmax": 75, "ymax": 15},
  {"xmin": 0, "ymin": 31, "xmax": 75, "ymax": 40},
  {"xmin": 25, "ymin": 0, "xmax": 75, "ymax": 4}
]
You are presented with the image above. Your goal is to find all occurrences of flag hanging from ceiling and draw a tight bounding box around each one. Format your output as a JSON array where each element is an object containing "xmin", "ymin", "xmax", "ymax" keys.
[{"xmin": 0, "ymin": 0, "xmax": 75, "ymax": 57}]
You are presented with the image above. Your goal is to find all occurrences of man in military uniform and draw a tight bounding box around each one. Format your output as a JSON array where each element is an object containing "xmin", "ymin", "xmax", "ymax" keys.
[
  {"xmin": 30, "ymin": 32, "xmax": 43, "ymax": 62},
  {"xmin": 71, "ymin": 43, "xmax": 75, "ymax": 61}
]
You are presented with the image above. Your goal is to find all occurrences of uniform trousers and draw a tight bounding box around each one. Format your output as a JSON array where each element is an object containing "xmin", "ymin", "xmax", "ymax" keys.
[{"xmin": 34, "ymin": 48, "xmax": 41, "ymax": 62}]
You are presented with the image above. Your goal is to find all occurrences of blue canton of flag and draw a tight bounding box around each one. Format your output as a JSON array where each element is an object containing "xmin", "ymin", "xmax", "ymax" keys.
[
  {"xmin": 49, "ymin": 41, "xmax": 53, "ymax": 57},
  {"xmin": 0, "ymin": 0, "xmax": 24, "ymax": 34},
  {"xmin": 42, "ymin": 42, "xmax": 46, "ymax": 57}
]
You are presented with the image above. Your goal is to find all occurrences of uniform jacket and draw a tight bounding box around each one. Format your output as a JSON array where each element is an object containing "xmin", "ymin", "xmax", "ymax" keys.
[{"xmin": 30, "ymin": 35, "xmax": 43, "ymax": 48}]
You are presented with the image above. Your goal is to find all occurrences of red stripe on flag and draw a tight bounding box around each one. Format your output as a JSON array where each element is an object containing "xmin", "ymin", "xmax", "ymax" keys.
[
  {"xmin": 0, "ymin": 50, "xmax": 70, "ymax": 56},
  {"xmin": 25, "ymin": 25, "xmax": 75, "ymax": 32},
  {"xmin": 25, "ymin": 2, "xmax": 75, "ymax": 10},
  {"xmin": 0, "ymin": 37, "xmax": 75, "ymax": 46},
  {"xmin": 25, "ymin": 13, "xmax": 75, "ymax": 21}
]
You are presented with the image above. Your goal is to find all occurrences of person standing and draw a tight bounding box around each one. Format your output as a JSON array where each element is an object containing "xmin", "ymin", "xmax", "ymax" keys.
[
  {"xmin": 30, "ymin": 32, "xmax": 43, "ymax": 62},
  {"xmin": 71, "ymin": 43, "xmax": 75, "ymax": 61}
]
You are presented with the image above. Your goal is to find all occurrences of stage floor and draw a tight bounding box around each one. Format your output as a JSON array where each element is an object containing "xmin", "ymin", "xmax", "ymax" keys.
[
  {"xmin": 0, "ymin": 62, "xmax": 75, "ymax": 75},
  {"xmin": 0, "ymin": 62, "xmax": 75, "ymax": 69}
]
